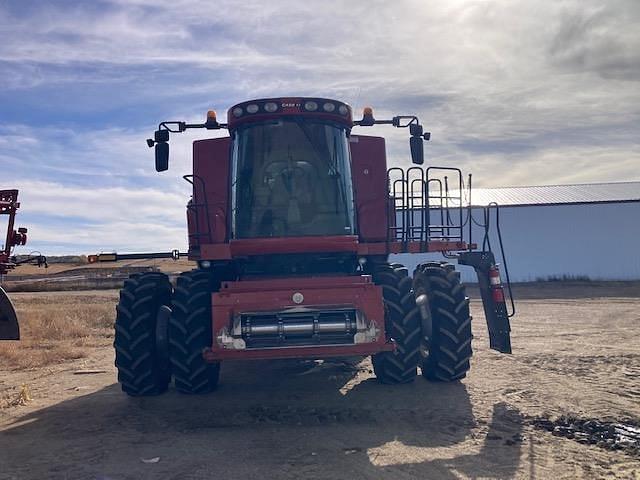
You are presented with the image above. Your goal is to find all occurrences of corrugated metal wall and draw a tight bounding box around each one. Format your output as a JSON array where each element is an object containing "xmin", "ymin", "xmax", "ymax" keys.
[{"xmin": 390, "ymin": 202, "xmax": 640, "ymax": 282}]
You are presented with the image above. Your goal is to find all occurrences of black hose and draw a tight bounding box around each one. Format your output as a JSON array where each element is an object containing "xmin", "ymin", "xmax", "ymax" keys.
[
  {"xmin": 452, "ymin": 178, "xmax": 516, "ymax": 318},
  {"xmin": 487, "ymin": 202, "xmax": 516, "ymax": 318},
  {"xmin": 482, "ymin": 207, "xmax": 492, "ymax": 253}
]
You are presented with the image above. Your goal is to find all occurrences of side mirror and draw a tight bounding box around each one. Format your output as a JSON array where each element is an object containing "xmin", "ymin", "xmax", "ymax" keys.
[
  {"xmin": 410, "ymin": 136, "xmax": 424, "ymax": 165},
  {"xmin": 155, "ymin": 143, "xmax": 169, "ymax": 172}
]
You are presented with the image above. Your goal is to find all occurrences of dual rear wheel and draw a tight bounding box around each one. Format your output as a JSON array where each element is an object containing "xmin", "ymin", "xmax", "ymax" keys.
[
  {"xmin": 114, "ymin": 270, "xmax": 220, "ymax": 396},
  {"xmin": 372, "ymin": 261, "xmax": 473, "ymax": 384}
]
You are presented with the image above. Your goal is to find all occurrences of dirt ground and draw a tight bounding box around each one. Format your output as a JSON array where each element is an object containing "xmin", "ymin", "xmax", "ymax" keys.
[{"xmin": 1, "ymin": 286, "xmax": 639, "ymax": 479}]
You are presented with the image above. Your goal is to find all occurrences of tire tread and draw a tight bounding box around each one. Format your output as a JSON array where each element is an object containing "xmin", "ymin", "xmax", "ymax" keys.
[
  {"xmin": 415, "ymin": 262, "xmax": 473, "ymax": 382},
  {"xmin": 372, "ymin": 264, "xmax": 422, "ymax": 384},
  {"xmin": 114, "ymin": 273, "xmax": 171, "ymax": 396}
]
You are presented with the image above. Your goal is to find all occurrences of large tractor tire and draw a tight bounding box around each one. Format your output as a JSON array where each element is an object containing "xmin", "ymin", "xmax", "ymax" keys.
[
  {"xmin": 371, "ymin": 263, "xmax": 422, "ymax": 384},
  {"xmin": 169, "ymin": 270, "xmax": 220, "ymax": 394},
  {"xmin": 414, "ymin": 262, "xmax": 473, "ymax": 382},
  {"xmin": 114, "ymin": 272, "xmax": 172, "ymax": 396}
]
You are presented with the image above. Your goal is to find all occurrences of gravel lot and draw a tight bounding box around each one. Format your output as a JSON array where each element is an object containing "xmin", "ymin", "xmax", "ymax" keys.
[{"xmin": 1, "ymin": 285, "xmax": 639, "ymax": 479}]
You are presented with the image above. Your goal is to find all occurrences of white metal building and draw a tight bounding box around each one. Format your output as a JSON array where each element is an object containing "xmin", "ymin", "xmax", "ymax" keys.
[{"xmin": 391, "ymin": 181, "xmax": 640, "ymax": 282}]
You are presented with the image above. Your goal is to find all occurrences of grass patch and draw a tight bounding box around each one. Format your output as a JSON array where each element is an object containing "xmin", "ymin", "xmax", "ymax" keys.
[{"xmin": 0, "ymin": 292, "xmax": 116, "ymax": 370}]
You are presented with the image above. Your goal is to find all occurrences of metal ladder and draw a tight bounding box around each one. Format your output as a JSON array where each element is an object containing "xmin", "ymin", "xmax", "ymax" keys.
[{"xmin": 387, "ymin": 167, "xmax": 466, "ymax": 244}]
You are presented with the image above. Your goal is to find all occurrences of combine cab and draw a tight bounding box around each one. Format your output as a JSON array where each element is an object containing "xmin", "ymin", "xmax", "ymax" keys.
[{"xmin": 114, "ymin": 97, "xmax": 514, "ymax": 396}]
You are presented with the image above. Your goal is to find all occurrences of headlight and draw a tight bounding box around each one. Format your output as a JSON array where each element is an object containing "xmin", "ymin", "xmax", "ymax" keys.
[
  {"xmin": 338, "ymin": 105, "xmax": 349, "ymax": 116},
  {"xmin": 232, "ymin": 107, "xmax": 243, "ymax": 117},
  {"xmin": 264, "ymin": 102, "xmax": 278, "ymax": 113},
  {"xmin": 323, "ymin": 102, "xmax": 336, "ymax": 112},
  {"xmin": 246, "ymin": 104, "xmax": 259, "ymax": 114},
  {"xmin": 304, "ymin": 101, "xmax": 318, "ymax": 111}
]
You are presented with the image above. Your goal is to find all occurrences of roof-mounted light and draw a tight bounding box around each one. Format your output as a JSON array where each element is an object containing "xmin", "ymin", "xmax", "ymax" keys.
[
  {"xmin": 264, "ymin": 102, "xmax": 278, "ymax": 113},
  {"xmin": 322, "ymin": 102, "xmax": 335, "ymax": 112},
  {"xmin": 227, "ymin": 98, "xmax": 353, "ymax": 129},
  {"xmin": 205, "ymin": 110, "xmax": 219, "ymax": 129},
  {"xmin": 360, "ymin": 106, "xmax": 375, "ymax": 126},
  {"xmin": 304, "ymin": 101, "xmax": 318, "ymax": 112}
]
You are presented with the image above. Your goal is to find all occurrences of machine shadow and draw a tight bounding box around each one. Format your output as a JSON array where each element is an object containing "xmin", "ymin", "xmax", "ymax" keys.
[
  {"xmin": 1, "ymin": 359, "xmax": 524, "ymax": 479},
  {"xmin": 415, "ymin": 402, "xmax": 525, "ymax": 480}
]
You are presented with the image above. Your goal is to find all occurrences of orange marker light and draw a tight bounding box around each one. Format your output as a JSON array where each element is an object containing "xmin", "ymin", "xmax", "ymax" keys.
[
  {"xmin": 207, "ymin": 110, "xmax": 217, "ymax": 121},
  {"xmin": 360, "ymin": 106, "xmax": 375, "ymax": 125}
]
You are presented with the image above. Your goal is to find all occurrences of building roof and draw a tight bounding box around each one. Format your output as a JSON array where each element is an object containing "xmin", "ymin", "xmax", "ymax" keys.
[{"xmin": 467, "ymin": 181, "xmax": 640, "ymax": 207}]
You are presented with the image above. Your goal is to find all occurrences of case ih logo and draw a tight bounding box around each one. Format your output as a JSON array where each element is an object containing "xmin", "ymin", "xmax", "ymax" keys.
[{"xmin": 281, "ymin": 98, "xmax": 302, "ymax": 110}]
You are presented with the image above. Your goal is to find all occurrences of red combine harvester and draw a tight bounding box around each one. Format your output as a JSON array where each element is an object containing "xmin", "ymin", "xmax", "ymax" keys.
[
  {"xmin": 114, "ymin": 97, "xmax": 514, "ymax": 396},
  {"xmin": 0, "ymin": 190, "xmax": 46, "ymax": 340}
]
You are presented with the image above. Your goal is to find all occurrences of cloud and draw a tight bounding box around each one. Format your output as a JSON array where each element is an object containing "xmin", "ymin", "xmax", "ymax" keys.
[
  {"xmin": 548, "ymin": 4, "xmax": 640, "ymax": 80},
  {"xmin": 1, "ymin": 0, "xmax": 639, "ymax": 254},
  {"xmin": 17, "ymin": 180, "xmax": 185, "ymax": 223},
  {"xmin": 0, "ymin": 123, "xmax": 217, "ymax": 190},
  {"xmin": 27, "ymin": 221, "xmax": 186, "ymax": 254},
  {"xmin": 10, "ymin": 180, "xmax": 189, "ymax": 255}
]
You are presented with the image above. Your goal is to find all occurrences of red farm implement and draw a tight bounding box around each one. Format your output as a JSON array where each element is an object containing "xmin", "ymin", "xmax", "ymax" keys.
[{"xmin": 0, "ymin": 190, "xmax": 46, "ymax": 340}]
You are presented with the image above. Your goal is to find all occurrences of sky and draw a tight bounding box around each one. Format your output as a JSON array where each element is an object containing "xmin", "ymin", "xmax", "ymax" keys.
[{"xmin": 1, "ymin": 0, "xmax": 639, "ymax": 255}]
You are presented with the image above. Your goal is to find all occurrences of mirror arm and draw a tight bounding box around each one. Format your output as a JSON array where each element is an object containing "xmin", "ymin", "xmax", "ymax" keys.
[
  {"xmin": 146, "ymin": 119, "xmax": 229, "ymax": 173},
  {"xmin": 353, "ymin": 113, "xmax": 430, "ymax": 166},
  {"xmin": 146, "ymin": 120, "xmax": 229, "ymax": 148},
  {"xmin": 353, "ymin": 115, "xmax": 430, "ymax": 139}
]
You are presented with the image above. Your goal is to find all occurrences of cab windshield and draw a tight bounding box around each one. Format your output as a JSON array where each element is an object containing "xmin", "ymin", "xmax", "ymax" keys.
[{"xmin": 231, "ymin": 119, "xmax": 355, "ymax": 239}]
